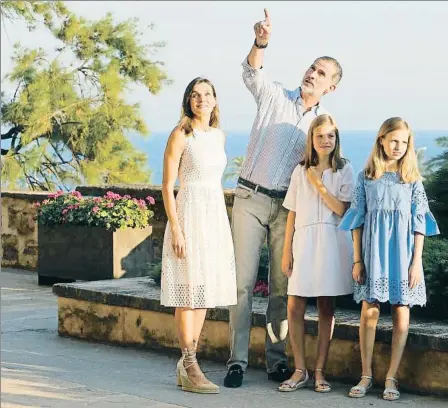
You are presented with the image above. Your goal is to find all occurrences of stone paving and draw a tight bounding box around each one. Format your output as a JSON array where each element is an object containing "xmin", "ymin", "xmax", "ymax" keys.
[{"xmin": 2, "ymin": 268, "xmax": 447, "ymax": 408}]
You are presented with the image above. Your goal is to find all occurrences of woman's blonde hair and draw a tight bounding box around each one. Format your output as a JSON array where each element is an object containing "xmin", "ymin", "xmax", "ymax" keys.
[
  {"xmin": 365, "ymin": 117, "xmax": 421, "ymax": 183},
  {"xmin": 177, "ymin": 77, "xmax": 220, "ymax": 136},
  {"xmin": 300, "ymin": 114, "xmax": 347, "ymax": 171}
]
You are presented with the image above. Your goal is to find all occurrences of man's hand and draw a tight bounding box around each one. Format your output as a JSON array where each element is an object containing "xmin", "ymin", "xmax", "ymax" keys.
[{"xmin": 253, "ymin": 8, "xmax": 272, "ymax": 46}]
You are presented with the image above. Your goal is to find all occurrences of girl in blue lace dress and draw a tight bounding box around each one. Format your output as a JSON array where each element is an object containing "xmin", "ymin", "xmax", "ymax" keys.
[{"xmin": 339, "ymin": 117, "xmax": 439, "ymax": 401}]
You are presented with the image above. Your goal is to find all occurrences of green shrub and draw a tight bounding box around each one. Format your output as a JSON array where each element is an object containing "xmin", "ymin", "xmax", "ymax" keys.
[
  {"xmin": 416, "ymin": 237, "xmax": 448, "ymax": 319},
  {"xmin": 424, "ymin": 167, "xmax": 448, "ymax": 238},
  {"xmin": 257, "ymin": 242, "xmax": 269, "ymax": 282}
]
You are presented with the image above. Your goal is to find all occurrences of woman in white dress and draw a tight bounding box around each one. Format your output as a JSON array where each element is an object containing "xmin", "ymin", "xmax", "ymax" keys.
[
  {"xmin": 161, "ymin": 77, "xmax": 237, "ymax": 394},
  {"xmin": 278, "ymin": 114, "xmax": 354, "ymax": 393}
]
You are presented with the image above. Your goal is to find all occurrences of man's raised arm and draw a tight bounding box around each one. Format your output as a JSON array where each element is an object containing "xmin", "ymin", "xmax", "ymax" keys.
[{"xmin": 247, "ymin": 8, "xmax": 272, "ymax": 69}]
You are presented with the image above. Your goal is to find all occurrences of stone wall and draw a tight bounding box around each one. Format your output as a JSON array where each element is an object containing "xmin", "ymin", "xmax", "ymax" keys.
[
  {"xmin": 1, "ymin": 192, "xmax": 50, "ymax": 270},
  {"xmin": 1, "ymin": 186, "xmax": 235, "ymax": 271}
]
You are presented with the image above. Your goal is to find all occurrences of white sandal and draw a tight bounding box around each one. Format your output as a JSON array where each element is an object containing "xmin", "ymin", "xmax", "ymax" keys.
[
  {"xmin": 383, "ymin": 377, "xmax": 400, "ymax": 401},
  {"xmin": 278, "ymin": 368, "xmax": 309, "ymax": 392},
  {"xmin": 314, "ymin": 368, "xmax": 331, "ymax": 393},
  {"xmin": 348, "ymin": 375, "xmax": 373, "ymax": 398}
]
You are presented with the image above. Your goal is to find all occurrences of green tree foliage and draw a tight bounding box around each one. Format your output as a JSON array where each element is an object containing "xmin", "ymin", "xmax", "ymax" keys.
[
  {"xmin": 420, "ymin": 237, "xmax": 448, "ymax": 319},
  {"xmin": 224, "ymin": 156, "xmax": 244, "ymax": 182},
  {"xmin": 0, "ymin": 0, "xmax": 66, "ymax": 30},
  {"xmin": 423, "ymin": 136, "xmax": 448, "ymax": 236},
  {"xmin": 1, "ymin": 1, "xmax": 170, "ymax": 190}
]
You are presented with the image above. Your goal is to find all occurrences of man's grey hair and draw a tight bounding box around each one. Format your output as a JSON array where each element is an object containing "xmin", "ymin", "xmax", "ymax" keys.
[{"xmin": 315, "ymin": 56, "xmax": 343, "ymax": 85}]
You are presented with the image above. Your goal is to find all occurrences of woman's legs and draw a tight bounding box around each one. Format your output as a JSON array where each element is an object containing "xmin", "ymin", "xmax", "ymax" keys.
[
  {"xmin": 175, "ymin": 307, "xmax": 195, "ymax": 349},
  {"xmin": 175, "ymin": 307, "xmax": 207, "ymax": 384},
  {"xmin": 285, "ymin": 296, "xmax": 307, "ymax": 382},
  {"xmin": 350, "ymin": 301, "xmax": 380, "ymax": 394},
  {"xmin": 314, "ymin": 297, "xmax": 335, "ymax": 386},
  {"xmin": 193, "ymin": 309, "xmax": 208, "ymax": 349},
  {"xmin": 384, "ymin": 305, "xmax": 410, "ymax": 397}
]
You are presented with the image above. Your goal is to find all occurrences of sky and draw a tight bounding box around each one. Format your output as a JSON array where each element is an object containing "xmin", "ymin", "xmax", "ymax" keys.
[{"xmin": 2, "ymin": 1, "xmax": 448, "ymax": 132}]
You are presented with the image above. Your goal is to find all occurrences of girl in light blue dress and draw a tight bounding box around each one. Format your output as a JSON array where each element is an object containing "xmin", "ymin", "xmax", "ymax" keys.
[{"xmin": 339, "ymin": 117, "xmax": 439, "ymax": 401}]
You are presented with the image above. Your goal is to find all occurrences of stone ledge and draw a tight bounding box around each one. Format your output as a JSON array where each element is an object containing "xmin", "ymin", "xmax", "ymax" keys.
[
  {"xmin": 2, "ymin": 191, "xmax": 52, "ymax": 202},
  {"xmin": 76, "ymin": 185, "xmax": 236, "ymax": 206},
  {"xmin": 53, "ymin": 277, "xmax": 448, "ymax": 353}
]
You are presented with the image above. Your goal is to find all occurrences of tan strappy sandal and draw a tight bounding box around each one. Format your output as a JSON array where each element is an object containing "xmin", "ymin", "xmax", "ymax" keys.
[
  {"xmin": 176, "ymin": 349, "xmax": 186, "ymax": 386},
  {"xmin": 278, "ymin": 368, "xmax": 309, "ymax": 392},
  {"xmin": 383, "ymin": 377, "xmax": 400, "ymax": 401},
  {"xmin": 348, "ymin": 375, "xmax": 373, "ymax": 398},
  {"xmin": 314, "ymin": 368, "xmax": 331, "ymax": 393},
  {"xmin": 178, "ymin": 348, "xmax": 219, "ymax": 394}
]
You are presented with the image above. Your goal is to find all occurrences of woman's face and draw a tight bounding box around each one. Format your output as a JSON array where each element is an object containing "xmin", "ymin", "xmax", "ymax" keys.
[{"xmin": 189, "ymin": 82, "xmax": 216, "ymax": 117}]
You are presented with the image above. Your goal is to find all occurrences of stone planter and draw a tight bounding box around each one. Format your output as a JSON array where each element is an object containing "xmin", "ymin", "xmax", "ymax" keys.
[{"xmin": 37, "ymin": 225, "xmax": 154, "ymax": 285}]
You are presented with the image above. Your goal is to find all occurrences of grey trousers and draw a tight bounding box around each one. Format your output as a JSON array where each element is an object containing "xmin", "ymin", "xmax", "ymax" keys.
[{"xmin": 227, "ymin": 185, "xmax": 289, "ymax": 373}]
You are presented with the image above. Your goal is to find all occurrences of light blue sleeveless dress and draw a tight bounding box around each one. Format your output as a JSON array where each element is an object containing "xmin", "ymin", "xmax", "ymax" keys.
[{"xmin": 339, "ymin": 171, "xmax": 439, "ymax": 307}]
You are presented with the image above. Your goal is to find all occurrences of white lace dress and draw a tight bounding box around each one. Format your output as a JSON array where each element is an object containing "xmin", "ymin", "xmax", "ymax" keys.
[{"xmin": 160, "ymin": 128, "xmax": 237, "ymax": 308}]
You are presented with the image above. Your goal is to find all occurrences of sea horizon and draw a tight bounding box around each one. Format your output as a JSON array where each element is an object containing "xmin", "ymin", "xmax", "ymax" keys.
[{"xmin": 129, "ymin": 129, "xmax": 446, "ymax": 188}]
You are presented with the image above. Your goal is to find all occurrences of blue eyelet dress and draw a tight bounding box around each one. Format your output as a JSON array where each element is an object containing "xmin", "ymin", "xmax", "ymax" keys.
[{"xmin": 339, "ymin": 171, "xmax": 440, "ymax": 307}]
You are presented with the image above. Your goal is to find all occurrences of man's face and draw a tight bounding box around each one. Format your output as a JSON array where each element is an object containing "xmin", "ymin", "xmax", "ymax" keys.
[{"xmin": 301, "ymin": 60, "xmax": 337, "ymax": 98}]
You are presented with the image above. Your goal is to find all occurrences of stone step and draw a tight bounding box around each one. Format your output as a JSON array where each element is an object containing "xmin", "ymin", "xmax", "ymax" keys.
[{"xmin": 53, "ymin": 277, "xmax": 448, "ymax": 396}]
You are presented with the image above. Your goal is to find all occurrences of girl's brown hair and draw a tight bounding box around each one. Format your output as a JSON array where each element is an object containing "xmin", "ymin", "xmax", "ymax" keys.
[
  {"xmin": 364, "ymin": 117, "xmax": 421, "ymax": 183},
  {"xmin": 177, "ymin": 77, "xmax": 220, "ymax": 136},
  {"xmin": 300, "ymin": 114, "xmax": 347, "ymax": 171}
]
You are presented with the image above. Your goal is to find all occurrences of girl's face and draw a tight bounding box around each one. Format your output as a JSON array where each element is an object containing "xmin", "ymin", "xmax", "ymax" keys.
[
  {"xmin": 380, "ymin": 128, "xmax": 409, "ymax": 162},
  {"xmin": 190, "ymin": 82, "xmax": 216, "ymax": 117},
  {"xmin": 312, "ymin": 124, "xmax": 337, "ymax": 157}
]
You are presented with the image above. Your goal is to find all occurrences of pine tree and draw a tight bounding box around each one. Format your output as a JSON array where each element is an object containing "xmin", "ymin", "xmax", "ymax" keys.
[
  {"xmin": 424, "ymin": 136, "xmax": 448, "ymax": 236},
  {"xmin": 1, "ymin": 1, "xmax": 170, "ymax": 190}
]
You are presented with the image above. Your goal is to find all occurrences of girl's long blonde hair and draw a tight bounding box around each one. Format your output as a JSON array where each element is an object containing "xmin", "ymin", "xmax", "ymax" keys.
[
  {"xmin": 365, "ymin": 117, "xmax": 422, "ymax": 183},
  {"xmin": 300, "ymin": 114, "xmax": 347, "ymax": 171},
  {"xmin": 177, "ymin": 77, "xmax": 220, "ymax": 136}
]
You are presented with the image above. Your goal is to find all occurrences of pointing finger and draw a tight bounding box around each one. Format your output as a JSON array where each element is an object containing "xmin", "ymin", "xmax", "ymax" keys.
[{"xmin": 264, "ymin": 8, "xmax": 271, "ymax": 24}]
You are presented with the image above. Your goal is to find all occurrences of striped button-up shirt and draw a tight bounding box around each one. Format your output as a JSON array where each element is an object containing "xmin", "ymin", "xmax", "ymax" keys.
[{"xmin": 240, "ymin": 59, "xmax": 329, "ymax": 191}]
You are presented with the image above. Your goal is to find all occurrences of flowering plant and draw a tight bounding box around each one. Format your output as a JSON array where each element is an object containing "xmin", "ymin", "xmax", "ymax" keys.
[
  {"xmin": 253, "ymin": 280, "xmax": 269, "ymax": 297},
  {"xmin": 35, "ymin": 190, "xmax": 155, "ymax": 231}
]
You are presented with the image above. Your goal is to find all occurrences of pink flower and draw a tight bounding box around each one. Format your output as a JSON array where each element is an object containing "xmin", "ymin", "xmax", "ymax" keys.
[
  {"xmin": 62, "ymin": 209, "xmax": 68, "ymax": 215},
  {"xmin": 145, "ymin": 196, "xmax": 155, "ymax": 205},
  {"xmin": 106, "ymin": 203, "xmax": 114, "ymax": 208},
  {"xmin": 105, "ymin": 191, "xmax": 121, "ymax": 200},
  {"xmin": 92, "ymin": 206, "xmax": 99, "ymax": 213},
  {"xmin": 34, "ymin": 202, "xmax": 41, "ymax": 208},
  {"xmin": 70, "ymin": 191, "xmax": 82, "ymax": 199},
  {"xmin": 43, "ymin": 199, "xmax": 50, "ymax": 205},
  {"xmin": 124, "ymin": 195, "xmax": 131, "ymax": 199},
  {"xmin": 49, "ymin": 190, "xmax": 64, "ymax": 199},
  {"xmin": 253, "ymin": 280, "xmax": 269, "ymax": 297},
  {"xmin": 93, "ymin": 197, "xmax": 102, "ymax": 203}
]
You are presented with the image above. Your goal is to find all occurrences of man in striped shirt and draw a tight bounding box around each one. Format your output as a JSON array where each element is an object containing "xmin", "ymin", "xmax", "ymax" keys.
[{"xmin": 224, "ymin": 9, "xmax": 343, "ymax": 388}]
